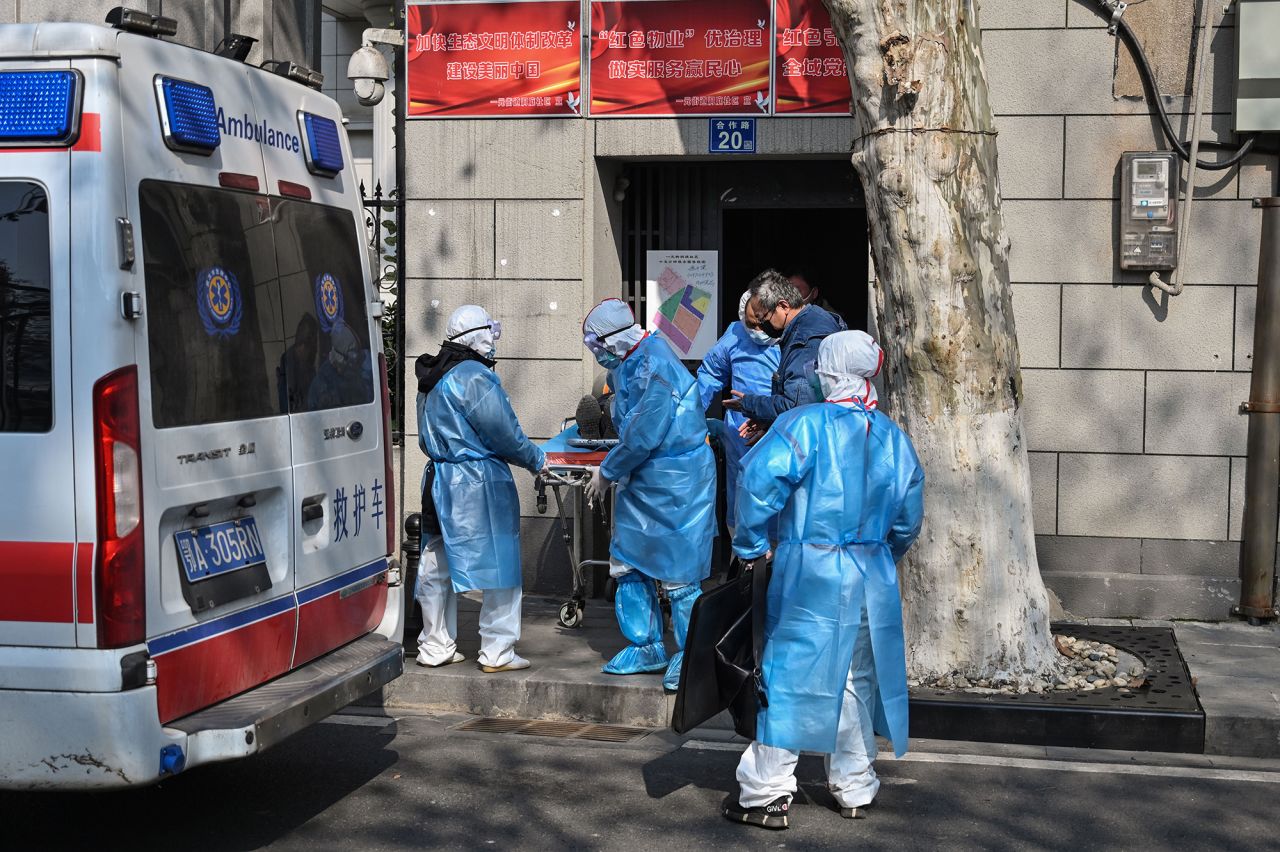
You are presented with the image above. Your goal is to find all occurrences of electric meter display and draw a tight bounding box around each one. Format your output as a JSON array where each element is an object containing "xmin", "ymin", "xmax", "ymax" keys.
[{"xmin": 1119, "ymin": 151, "xmax": 1178, "ymax": 272}]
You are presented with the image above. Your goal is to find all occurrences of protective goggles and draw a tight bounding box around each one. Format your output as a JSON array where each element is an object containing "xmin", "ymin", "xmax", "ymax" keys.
[
  {"xmin": 583, "ymin": 325, "xmax": 629, "ymax": 357},
  {"xmin": 448, "ymin": 320, "xmax": 501, "ymax": 342}
]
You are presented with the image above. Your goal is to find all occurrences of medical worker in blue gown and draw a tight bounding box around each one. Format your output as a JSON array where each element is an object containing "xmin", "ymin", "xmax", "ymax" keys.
[
  {"xmin": 696, "ymin": 291, "xmax": 780, "ymax": 538},
  {"xmin": 723, "ymin": 330, "xmax": 924, "ymax": 831},
  {"xmin": 581, "ymin": 299, "xmax": 716, "ymax": 691},
  {"xmin": 415, "ymin": 305, "xmax": 548, "ymax": 673}
]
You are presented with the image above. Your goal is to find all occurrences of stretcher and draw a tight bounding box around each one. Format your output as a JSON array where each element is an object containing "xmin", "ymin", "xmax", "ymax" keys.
[{"xmin": 536, "ymin": 424, "xmax": 615, "ymax": 628}]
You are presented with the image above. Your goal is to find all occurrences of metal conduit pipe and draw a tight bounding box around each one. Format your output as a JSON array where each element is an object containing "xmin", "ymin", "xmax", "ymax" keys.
[{"xmin": 1236, "ymin": 198, "xmax": 1280, "ymax": 624}]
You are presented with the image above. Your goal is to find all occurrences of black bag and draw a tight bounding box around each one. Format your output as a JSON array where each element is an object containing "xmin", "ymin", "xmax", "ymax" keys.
[
  {"xmin": 671, "ymin": 559, "xmax": 768, "ymax": 738},
  {"xmin": 420, "ymin": 461, "xmax": 441, "ymax": 537}
]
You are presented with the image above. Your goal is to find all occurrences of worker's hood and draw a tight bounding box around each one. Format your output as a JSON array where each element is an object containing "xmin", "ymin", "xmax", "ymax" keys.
[{"xmin": 416, "ymin": 341, "xmax": 494, "ymax": 395}]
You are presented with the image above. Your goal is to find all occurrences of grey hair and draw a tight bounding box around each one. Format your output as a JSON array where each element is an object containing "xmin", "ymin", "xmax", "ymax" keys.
[{"xmin": 748, "ymin": 268, "xmax": 802, "ymax": 312}]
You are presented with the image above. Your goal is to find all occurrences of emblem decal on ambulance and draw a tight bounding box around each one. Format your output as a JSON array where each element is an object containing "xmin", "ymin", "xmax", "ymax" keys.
[
  {"xmin": 314, "ymin": 272, "xmax": 344, "ymax": 332},
  {"xmin": 196, "ymin": 267, "xmax": 243, "ymax": 337}
]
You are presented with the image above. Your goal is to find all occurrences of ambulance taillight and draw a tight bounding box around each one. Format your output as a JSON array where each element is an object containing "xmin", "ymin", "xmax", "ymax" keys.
[{"xmin": 93, "ymin": 367, "xmax": 145, "ymax": 648}]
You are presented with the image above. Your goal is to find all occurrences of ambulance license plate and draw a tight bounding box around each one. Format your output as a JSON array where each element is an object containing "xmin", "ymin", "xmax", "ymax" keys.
[{"xmin": 174, "ymin": 518, "xmax": 266, "ymax": 583}]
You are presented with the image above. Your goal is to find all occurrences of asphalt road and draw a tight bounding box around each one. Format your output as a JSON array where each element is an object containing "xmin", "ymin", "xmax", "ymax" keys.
[{"xmin": 2, "ymin": 713, "xmax": 1277, "ymax": 851}]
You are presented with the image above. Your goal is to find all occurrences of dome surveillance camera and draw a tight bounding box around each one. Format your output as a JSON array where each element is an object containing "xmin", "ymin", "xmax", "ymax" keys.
[
  {"xmin": 347, "ymin": 44, "xmax": 390, "ymax": 106},
  {"xmin": 353, "ymin": 77, "xmax": 385, "ymax": 107}
]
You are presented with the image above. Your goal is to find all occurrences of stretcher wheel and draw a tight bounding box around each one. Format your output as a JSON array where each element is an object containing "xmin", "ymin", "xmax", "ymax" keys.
[{"xmin": 558, "ymin": 601, "xmax": 583, "ymax": 629}]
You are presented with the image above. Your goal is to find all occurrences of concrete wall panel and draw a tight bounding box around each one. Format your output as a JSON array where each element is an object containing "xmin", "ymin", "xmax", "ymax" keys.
[
  {"xmin": 404, "ymin": 201, "xmax": 495, "ymax": 280},
  {"xmin": 1063, "ymin": 113, "xmax": 1238, "ymax": 200},
  {"xmin": 1235, "ymin": 286, "xmax": 1254, "ymax": 372},
  {"xmin": 593, "ymin": 118, "xmax": 855, "ymax": 159},
  {"xmin": 495, "ymin": 201, "xmax": 584, "ymax": 280},
  {"xmin": 1035, "ymin": 535, "xmax": 1141, "ymax": 574},
  {"xmin": 1012, "ymin": 283, "xmax": 1060, "ymax": 368},
  {"xmin": 1144, "ymin": 371, "xmax": 1250, "ymax": 456},
  {"xmin": 1060, "ymin": 285, "xmax": 1233, "ymax": 370},
  {"xmin": 1029, "ymin": 451, "xmax": 1057, "ymax": 535},
  {"xmin": 997, "ymin": 116, "xmax": 1064, "ymax": 200},
  {"xmin": 1058, "ymin": 453, "xmax": 1228, "ymax": 539},
  {"xmin": 405, "ymin": 119, "xmax": 585, "ymax": 200},
  {"xmin": 404, "ymin": 279, "xmax": 587, "ymax": 361},
  {"xmin": 980, "ymin": 0, "xmax": 1065, "ymax": 29},
  {"xmin": 1022, "ymin": 369, "xmax": 1145, "ymax": 452}
]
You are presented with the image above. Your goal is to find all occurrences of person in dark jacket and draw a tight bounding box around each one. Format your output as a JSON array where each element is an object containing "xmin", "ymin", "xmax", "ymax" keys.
[{"xmin": 724, "ymin": 269, "xmax": 846, "ymax": 443}]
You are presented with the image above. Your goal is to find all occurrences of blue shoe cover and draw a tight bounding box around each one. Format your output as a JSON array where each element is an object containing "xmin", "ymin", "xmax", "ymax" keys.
[
  {"xmin": 604, "ymin": 642, "xmax": 668, "ymax": 675},
  {"xmin": 603, "ymin": 572, "xmax": 668, "ymax": 675},
  {"xmin": 661, "ymin": 583, "xmax": 702, "ymax": 690}
]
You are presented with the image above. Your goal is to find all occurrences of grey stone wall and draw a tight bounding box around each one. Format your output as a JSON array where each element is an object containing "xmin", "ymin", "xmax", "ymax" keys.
[{"xmin": 989, "ymin": 0, "xmax": 1272, "ymax": 619}]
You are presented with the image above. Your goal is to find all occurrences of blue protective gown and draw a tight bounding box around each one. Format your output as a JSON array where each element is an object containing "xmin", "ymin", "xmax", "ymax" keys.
[
  {"xmin": 696, "ymin": 322, "xmax": 779, "ymax": 530},
  {"xmin": 601, "ymin": 334, "xmax": 715, "ymax": 586},
  {"xmin": 733, "ymin": 402, "xmax": 925, "ymax": 756},
  {"xmin": 419, "ymin": 361, "xmax": 546, "ymax": 592}
]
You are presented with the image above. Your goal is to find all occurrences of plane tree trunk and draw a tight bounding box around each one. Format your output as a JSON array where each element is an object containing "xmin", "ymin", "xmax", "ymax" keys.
[{"xmin": 823, "ymin": 0, "xmax": 1061, "ymax": 682}]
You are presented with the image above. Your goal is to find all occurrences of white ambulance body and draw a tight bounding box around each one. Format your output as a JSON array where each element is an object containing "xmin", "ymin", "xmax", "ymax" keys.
[{"xmin": 0, "ymin": 16, "xmax": 404, "ymax": 789}]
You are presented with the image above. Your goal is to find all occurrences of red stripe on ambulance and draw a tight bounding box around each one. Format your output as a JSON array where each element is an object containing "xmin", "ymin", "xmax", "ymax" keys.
[
  {"xmin": 0, "ymin": 542, "xmax": 75, "ymax": 623},
  {"xmin": 153, "ymin": 610, "xmax": 296, "ymax": 723},
  {"xmin": 293, "ymin": 580, "xmax": 388, "ymax": 667},
  {"xmin": 74, "ymin": 543, "xmax": 94, "ymax": 624}
]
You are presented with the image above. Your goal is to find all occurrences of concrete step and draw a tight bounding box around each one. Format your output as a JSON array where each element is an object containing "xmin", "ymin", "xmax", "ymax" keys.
[{"xmin": 361, "ymin": 595, "xmax": 681, "ymax": 728}]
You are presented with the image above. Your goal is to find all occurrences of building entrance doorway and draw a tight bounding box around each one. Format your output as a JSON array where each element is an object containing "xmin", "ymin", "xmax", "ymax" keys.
[
  {"xmin": 617, "ymin": 159, "xmax": 867, "ymax": 345},
  {"xmin": 720, "ymin": 207, "xmax": 867, "ymax": 331}
]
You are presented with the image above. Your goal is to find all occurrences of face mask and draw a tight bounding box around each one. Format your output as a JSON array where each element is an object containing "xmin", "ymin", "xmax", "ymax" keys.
[
  {"xmin": 483, "ymin": 346, "xmax": 497, "ymax": 361},
  {"xmin": 747, "ymin": 327, "xmax": 774, "ymax": 346},
  {"xmin": 760, "ymin": 317, "xmax": 784, "ymax": 339},
  {"xmin": 595, "ymin": 350, "xmax": 621, "ymax": 370},
  {"xmin": 808, "ymin": 370, "xmax": 824, "ymax": 400}
]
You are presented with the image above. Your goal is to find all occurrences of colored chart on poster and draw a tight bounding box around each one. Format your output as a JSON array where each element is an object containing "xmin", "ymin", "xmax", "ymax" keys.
[
  {"xmin": 646, "ymin": 250, "xmax": 718, "ymax": 358},
  {"xmin": 407, "ymin": 0, "xmax": 583, "ymax": 118},
  {"xmin": 589, "ymin": 0, "xmax": 772, "ymax": 116},
  {"xmin": 773, "ymin": 0, "xmax": 851, "ymax": 115}
]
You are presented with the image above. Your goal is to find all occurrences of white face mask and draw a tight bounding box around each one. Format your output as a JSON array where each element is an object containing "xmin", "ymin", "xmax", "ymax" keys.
[{"xmin": 746, "ymin": 327, "xmax": 774, "ymax": 346}]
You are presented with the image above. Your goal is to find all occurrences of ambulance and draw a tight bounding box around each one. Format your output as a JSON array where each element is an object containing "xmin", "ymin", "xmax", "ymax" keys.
[{"xmin": 0, "ymin": 9, "xmax": 405, "ymax": 789}]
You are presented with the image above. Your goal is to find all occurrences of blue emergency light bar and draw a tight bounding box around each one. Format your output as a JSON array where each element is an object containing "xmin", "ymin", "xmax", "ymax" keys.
[
  {"xmin": 0, "ymin": 70, "xmax": 81, "ymax": 145},
  {"xmin": 298, "ymin": 112, "xmax": 343, "ymax": 177},
  {"xmin": 155, "ymin": 76, "xmax": 220, "ymax": 154}
]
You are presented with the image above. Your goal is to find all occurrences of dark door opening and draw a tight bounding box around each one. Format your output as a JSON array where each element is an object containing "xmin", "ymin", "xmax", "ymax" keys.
[{"xmin": 720, "ymin": 207, "xmax": 868, "ymax": 332}]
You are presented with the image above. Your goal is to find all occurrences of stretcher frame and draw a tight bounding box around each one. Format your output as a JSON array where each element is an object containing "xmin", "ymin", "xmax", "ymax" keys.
[{"xmin": 535, "ymin": 451, "xmax": 612, "ymax": 628}]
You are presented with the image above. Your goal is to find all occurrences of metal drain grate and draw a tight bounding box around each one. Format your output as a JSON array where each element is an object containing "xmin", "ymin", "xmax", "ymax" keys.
[{"xmin": 452, "ymin": 717, "xmax": 651, "ymax": 743}]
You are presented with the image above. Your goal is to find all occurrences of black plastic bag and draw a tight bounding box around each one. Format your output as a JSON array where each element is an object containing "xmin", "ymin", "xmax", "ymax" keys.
[{"xmin": 671, "ymin": 559, "xmax": 767, "ymax": 738}]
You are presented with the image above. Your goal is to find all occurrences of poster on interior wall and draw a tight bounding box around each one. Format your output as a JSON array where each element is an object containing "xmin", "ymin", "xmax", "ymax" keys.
[
  {"xmin": 406, "ymin": 0, "xmax": 583, "ymax": 118},
  {"xmin": 589, "ymin": 0, "xmax": 772, "ymax": 117},
  {"xmin": 645, "ymin": 250, "xmax": 719, "ymax": 359},
  {"xmin": 773, "ymin": 0, "xmax": 852, "ymax": 115}
]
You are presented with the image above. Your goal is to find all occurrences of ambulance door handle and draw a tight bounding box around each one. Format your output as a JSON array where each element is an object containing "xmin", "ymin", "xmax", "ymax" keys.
[{"xmin": 301, "ymin": 496, "xmax": 324, "ymax": 524}]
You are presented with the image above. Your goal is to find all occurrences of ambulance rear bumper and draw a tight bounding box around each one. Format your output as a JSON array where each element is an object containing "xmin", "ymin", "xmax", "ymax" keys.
[{"xmin": 0, "ymin": 633, "xmax": 402, "ymax": 790}]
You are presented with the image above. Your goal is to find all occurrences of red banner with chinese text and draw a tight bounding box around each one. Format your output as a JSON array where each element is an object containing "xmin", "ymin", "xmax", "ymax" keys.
[
  {"xmin": 407, "ymin": 1, "xmax": 582, "ymax": 118},
  {"xmin": 588, "ymin": 0, "xmax": 772, "ymax": 116},
  {"xmin": 773, "ymin": 0, "xmax": 850, "ymax": 115}
]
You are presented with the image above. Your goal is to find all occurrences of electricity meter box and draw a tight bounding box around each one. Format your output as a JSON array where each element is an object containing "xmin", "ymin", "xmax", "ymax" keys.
[{"xmin": 1119, "ymin": 151, "xmax": 1178, "ymax": 272}]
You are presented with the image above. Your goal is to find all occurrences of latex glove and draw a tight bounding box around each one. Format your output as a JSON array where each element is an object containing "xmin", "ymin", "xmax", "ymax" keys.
[
  {"xmin": 721, "ymin": 390, "xmax": 746, "ymax": 411},
  {"xmin": 738, "ymin": 418, "xmax": 766, "ymax": 446},
  {"xmin": 585, "ymin": 466, "xmax": 610, "ymax": 507}
]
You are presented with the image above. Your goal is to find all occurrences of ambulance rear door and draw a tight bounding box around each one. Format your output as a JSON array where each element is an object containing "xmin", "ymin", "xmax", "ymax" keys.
[
  {"xmin": 0, "ymin": 60, "xmax": 78, "ymax": 647},
  {"xmin": 118, "ymin": 36, "xmax": 299, "ymax": 722},
  {"xmin": 254, "ymin": 82, "xmax": 390, "ymax": 666}
]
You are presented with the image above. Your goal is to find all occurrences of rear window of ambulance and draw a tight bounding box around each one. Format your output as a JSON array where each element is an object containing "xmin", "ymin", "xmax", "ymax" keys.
[
  {"xmin": 139, "ymin": 180, "xmax": 285, "ymax": 428},
  {"xmin": 272, "ymin": 199, "xmax": 373, "ymax": 413},
  {"xmin": 0, "ymin": 181, "xmax": 52, "ymax": 432}
]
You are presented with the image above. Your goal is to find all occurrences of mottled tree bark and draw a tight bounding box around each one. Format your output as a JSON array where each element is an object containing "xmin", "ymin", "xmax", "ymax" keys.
[{"xmin": 823, "ymin": 0, "xmax": 1060, "ymax": 681}]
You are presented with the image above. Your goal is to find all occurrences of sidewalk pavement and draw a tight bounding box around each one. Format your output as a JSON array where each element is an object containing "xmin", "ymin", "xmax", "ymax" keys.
[{"xmin": 365, "ymin": 595, "xmax": 1280, "ymax": 758}]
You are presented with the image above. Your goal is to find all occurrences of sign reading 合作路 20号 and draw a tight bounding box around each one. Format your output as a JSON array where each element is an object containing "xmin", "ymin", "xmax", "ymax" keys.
[{"xmin": 708, "ymin": 118, "xmax": 756, "ymax": 153}]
